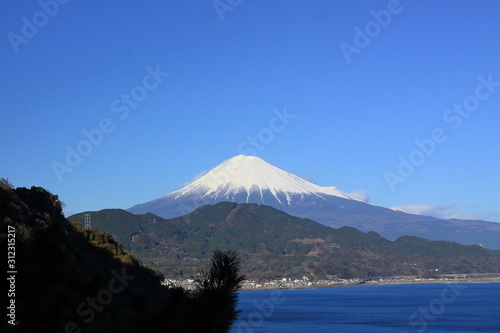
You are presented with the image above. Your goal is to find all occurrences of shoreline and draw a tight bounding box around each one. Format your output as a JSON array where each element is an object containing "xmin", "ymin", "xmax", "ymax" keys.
[{"xmin": 240, "ymin": 276, "xmax": 500, "ymax": 291}]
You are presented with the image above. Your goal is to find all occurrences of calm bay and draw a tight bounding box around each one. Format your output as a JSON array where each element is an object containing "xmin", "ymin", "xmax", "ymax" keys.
[{"xmin": 232, "ymin": 283, "xmax": 500, "ymax": 332}]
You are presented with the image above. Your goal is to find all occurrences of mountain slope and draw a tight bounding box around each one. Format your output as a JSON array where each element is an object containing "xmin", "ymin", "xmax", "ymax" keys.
[
  {"xmin": 128, "ymin": 155, "xmax": 500, "ymax": 249},
  {"xmin": 0, "ymin": 181, "xmax": 243, "ymax": 332},
  {"xmin": 73, "ymin": 202, "xmax": 500, "ymax": 280}
]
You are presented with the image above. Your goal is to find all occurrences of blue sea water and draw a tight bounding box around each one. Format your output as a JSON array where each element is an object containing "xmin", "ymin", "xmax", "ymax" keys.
[{"xmin": 231, "ymin": 283, "xmax": 500, "ymax": 333}]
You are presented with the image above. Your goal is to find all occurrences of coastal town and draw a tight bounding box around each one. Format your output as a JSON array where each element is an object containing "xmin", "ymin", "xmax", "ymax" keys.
[{"xmin": 164, "ymin": 273, "xmax": 500, "ymax": 291}]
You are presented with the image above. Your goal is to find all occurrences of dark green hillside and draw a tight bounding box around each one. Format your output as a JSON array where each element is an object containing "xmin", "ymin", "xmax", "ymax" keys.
[
  {"xmin": 0, "ymin": 181, "xmax": 244, "ymax": 332},
  {"xmin": 70, "ymin": 202, "xmax": 500, "ymax": 280}
]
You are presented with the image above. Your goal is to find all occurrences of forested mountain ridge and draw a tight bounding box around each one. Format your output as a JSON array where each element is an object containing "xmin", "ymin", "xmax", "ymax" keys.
[{"xmin": 71, "ymin": 202, "xmax": 500, "ymax": 280}]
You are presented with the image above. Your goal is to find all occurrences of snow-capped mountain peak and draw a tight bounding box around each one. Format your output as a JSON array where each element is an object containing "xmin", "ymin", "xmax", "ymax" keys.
[
  {"xmin": 128, "ymin": 155, "xmax": 369, "ymax": 219},
  {"xmin": 174, "ymin": 155, "xmax": 357, "ymax": 204}
]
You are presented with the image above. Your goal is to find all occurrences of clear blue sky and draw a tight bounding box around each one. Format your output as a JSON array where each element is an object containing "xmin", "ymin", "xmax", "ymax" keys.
[{"xmin": 1, "ymin": 0, "xmax": 499, "ymax": 222}]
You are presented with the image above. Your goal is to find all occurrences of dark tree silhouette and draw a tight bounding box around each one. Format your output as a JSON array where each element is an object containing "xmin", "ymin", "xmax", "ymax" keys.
[
  {"xmin": 194, "ymin": 249, "xmax": 246, "ymax": 332},
  {"xmin": 197, "ymin": 249, "xmax": 245, "ymax": 294}
]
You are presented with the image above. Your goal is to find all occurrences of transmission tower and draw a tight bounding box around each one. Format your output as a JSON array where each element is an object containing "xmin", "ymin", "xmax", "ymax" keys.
[{"xmin": 84, "ymin": 213, "xmax": 92, "ymax": 230}]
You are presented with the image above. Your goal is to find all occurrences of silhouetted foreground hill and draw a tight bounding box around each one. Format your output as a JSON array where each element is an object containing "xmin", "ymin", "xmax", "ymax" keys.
[
  {"xmin": 71, "ymin": 202, "xmax": 500, "ymax": 280},
  {"xmin": 0, "ymin": 180, "xmax": 243, "ymax": 333}
]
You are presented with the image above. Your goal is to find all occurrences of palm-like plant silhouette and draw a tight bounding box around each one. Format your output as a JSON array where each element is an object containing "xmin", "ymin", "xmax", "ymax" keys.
[{"xmin": 195, "ymin": 249, "xmax": 246, "ymax": 332}]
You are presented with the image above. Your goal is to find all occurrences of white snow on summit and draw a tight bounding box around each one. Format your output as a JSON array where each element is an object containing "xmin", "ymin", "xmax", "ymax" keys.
[{"xmin": 170, "ymin": 155, "xmax": 363, "ymax": 205}]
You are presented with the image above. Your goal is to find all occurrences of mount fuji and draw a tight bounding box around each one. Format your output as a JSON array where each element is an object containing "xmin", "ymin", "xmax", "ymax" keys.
[
  {"xmin": 129, "ymin": 155, "xmax": 365, "ymax": 216},
  {"xmin": 128, "ymin": 155, "xmax": 500, "ymax": 249}
]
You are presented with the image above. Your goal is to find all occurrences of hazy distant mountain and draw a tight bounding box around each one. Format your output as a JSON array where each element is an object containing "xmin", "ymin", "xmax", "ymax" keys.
[
  {"xmin": 128, "ymin": 155, "xmax": 500, "ymax": 250},
  {"xmin": 73, "ymin": 203, "xmax": 500, "ymax": 279}
]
